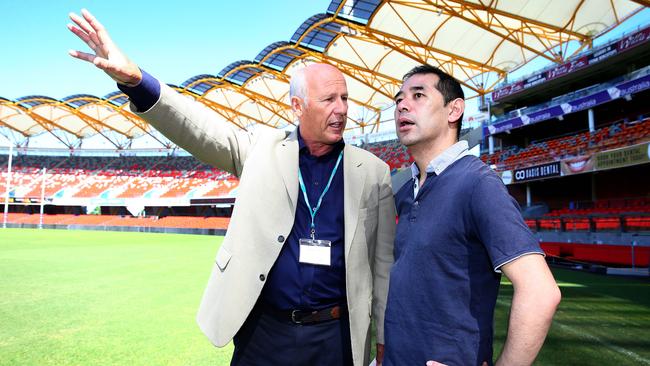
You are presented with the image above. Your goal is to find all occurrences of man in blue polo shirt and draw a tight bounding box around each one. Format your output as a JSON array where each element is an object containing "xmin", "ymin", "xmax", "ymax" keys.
[{"xmin": 384, "ymin": 65, "xmax": 561, "ymax": 366}]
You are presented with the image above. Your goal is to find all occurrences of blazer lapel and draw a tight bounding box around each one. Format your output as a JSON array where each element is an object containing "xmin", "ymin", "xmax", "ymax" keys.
[
  {"xmin": 343, "ymin": 145, "xmax": 366, "ymax": 258},
  {"xmin": 276, "ymin": 129, "xmax": 299, "ymax": 213}
]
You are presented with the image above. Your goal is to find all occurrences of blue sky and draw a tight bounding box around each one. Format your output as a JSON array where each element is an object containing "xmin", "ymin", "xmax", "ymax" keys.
[
  {"xmin": 1, "ymin": 2, "xmax": 648, "ymax": 102},
  {"xmin": 0, "ymin": 1, "xmax": 326, "ymax": 100}
]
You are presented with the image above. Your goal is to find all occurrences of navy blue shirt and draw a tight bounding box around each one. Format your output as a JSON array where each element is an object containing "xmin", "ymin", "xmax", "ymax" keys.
[
  {"xmin": 117, "ymin": 69, "xmax": 160, "ymax": 111},
  {"xmin": 120, "ymin": 73, "xmax": 347, "ymax": 311},
  {"xmin": 261, "ymin": 131, "xmax": 346, "ymax": 311},
  {"xmin": 384, "ymin": 156, "xmax": 543, "ymax": 366}
]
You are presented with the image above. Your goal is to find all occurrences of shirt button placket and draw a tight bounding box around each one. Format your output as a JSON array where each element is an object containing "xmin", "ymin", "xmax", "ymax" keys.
[{"xmin": 410, "ymin": 201, "xmax": 419, "ymax": 222}]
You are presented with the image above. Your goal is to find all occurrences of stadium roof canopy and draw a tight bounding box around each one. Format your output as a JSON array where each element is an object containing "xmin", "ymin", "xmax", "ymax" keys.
[{"xmin": 1, "ymin": 0, "xmax": 647, "ymax": 149}]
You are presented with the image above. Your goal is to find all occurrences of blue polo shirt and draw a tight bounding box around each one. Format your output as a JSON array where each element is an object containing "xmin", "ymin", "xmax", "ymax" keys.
[{"xmin": 384, "ymin": 150, "xmax": 543, "ymax": 366}]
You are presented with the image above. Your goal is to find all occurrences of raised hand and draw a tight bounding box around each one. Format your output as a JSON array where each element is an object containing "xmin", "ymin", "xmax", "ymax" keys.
[{"xmin": 68, "ymin": 9, "xmax": 142, "ymax": 86}]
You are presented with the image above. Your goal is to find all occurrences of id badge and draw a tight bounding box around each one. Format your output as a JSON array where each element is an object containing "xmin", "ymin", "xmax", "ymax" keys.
[{"xmin": 299, "ymin": 238, "xmax": 332, "ymax": 266}]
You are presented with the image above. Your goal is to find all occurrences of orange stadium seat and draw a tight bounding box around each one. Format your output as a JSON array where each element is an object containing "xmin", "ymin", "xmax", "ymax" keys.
[{"xmin": 483, "ymin": 118, "xmax": 650, "ymax": 170}]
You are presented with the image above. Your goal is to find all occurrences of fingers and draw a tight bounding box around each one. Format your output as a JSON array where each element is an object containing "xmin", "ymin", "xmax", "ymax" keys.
[
  {"xmin": 68, "ymin": 49, "xmax": 97, "ymax": 64},
  {"xmin": 67, "ymin": 23, "xmax": 95, "ymax": 50},
  {"xmin": 68, "ymin": 49, "xmax": 111, "ymax": 73},
  {"xmin": 81, "ymin": 9, "xmax": 106, "ymax": 34},
  {"xmin": 75, "ymin": 51, "xmax": 140, "ymax": 86},
  {"xmin": 67, "ymin": 8, "xmax": 141, "ymax": 86},
  {"xmin": 69, "ymin": 12, "xmax": 94, "ymax": 38},
  {"xmin": 68, "ymin": 10, "xmax": 105, "ymax": 54},
  {"xmin": 81, "ymin": 9, "xmax": 109, "ymax": 48}
]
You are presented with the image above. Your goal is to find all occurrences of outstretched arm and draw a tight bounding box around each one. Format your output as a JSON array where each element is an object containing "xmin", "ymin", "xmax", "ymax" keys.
[
  {"xmin": 68, "ymin": 9, "xmax": 142, "ymax": 86},
  {"xmin": 67, "ymin": 9, "xmax": 252, "ymax": 175}
]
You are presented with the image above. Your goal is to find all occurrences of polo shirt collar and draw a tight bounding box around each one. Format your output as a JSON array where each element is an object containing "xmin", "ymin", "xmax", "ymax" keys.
[{"xmin": 410, "ymin": 140, "xmax": 470, "ymax": 180}]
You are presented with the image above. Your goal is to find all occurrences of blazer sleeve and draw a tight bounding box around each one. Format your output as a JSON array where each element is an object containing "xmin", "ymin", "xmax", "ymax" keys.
[
  {"xmin": 131, "ymin": 82, "xmax": 253, "ymax": 177},
  {"xmin": 373, "ymin": 166, "xmax": 396, "ymax": 344}
]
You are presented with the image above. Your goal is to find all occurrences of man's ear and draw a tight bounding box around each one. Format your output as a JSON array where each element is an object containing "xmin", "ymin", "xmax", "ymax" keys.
[
  {"xmin": 291, "ymin": 96, "xmax": 305, "ymax": 119},
  {"xmin": 447, "ymin": 98, "xmax": 465, "ymax": 123}
]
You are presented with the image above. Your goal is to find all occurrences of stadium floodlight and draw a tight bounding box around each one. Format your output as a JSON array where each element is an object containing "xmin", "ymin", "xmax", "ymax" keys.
[{"xmin": 0, "ymin": 136, "xmax": 13, "ymax": 229}]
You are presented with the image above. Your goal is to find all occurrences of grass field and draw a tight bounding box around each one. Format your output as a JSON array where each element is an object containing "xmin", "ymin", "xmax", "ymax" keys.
[{"xmin": 1, "ymin": 229, "xmax": 649, "ymax": 365}]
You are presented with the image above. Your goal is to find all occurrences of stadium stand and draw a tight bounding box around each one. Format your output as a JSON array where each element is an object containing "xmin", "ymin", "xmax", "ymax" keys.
[
  {"xmin": 481, "ymin": 25, "xmax": 650, "ymax": 267},
  {"xmin": 525, "ymin": 198, "xmax": 650, "ymax": 232},
  {"xmin": 482, "ymin": 117, "xmax": 650, "ymax": 170},
  {"xmin": 0, "ymin": 154, "xmax": 237, "ymax": 200},
  {"xmin": 364, "ymin": 140, "xmax": 411, "ymax": 171}
]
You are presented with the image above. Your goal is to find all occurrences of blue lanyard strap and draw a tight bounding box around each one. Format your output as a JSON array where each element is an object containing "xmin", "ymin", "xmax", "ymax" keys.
[{"xmin": 298, "ymin": 150, "xmax": 343, "ymax": 239}]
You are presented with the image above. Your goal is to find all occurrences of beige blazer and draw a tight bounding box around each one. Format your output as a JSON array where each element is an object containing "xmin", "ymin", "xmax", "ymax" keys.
[{"xmin": 135, "ymin": 84, "xmax": 396, "ymax": 366}]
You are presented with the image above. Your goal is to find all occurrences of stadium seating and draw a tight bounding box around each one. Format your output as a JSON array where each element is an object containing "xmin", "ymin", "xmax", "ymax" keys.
[
  {"xmin": 1, "ymin": 154, "xmax": 237, "ymax": 199},
  {"xmin": 364, "ymin": 139, "xmax": 412, "ymax": 170},
  {"xmin": 482, "ymin": 118, "xmax": 650, "ymax": 170},
  {"xmin": 526, "ymin": 198, "xmax": 650, "ymax": 232}
]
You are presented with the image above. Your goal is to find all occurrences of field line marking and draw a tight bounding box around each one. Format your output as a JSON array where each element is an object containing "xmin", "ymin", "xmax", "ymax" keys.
[{"xmin": 496, "ymin": 299, "xmax": 650, "ymax": 365}]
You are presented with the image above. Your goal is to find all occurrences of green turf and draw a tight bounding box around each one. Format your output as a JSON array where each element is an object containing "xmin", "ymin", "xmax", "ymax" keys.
[
  {"xmin": 0, "ymin": 229, "xmax": 229, "ymax": 366},
  {"xmin": 493, "ymin": 269, "xmax": 650, "ymax": 365},
  {"xmin": 1, "ymin": 229, "xmax": 649, "ymax": 365}
]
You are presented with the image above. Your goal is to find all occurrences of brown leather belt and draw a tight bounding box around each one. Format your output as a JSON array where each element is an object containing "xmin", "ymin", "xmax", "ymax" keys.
[{"xmin": 264, "ymin": 304, "xmax": 346, "ymax": 325}]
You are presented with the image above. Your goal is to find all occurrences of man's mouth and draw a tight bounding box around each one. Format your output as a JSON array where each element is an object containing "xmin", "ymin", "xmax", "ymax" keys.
[
  {"xmin": 397, "ymin": 117, "xmax": 415, "ymax": 131},
  {"xmin": 328, "ymin": 121, "xmax": 344, "ymax": 130}
]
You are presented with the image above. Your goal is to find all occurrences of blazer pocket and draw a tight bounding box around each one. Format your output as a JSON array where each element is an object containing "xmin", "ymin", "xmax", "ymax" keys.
[{"xmin": 215, "ymin": 246, "xmax": 232, "ymax": 272}]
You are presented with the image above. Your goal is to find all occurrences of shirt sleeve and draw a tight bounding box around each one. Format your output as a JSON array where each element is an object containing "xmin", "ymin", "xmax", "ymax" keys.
[
  {"xmin": 469, "ymin": 171, "xmax": 544, "ymax": 272},
  {"xmin": 117, "ymin": 69, "xmax": 161, "ymax": 112}
]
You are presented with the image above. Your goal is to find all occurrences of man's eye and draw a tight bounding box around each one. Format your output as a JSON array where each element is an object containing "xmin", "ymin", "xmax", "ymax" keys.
[
  {"xmin": 394, "ymin": 98, "xmax": 403, "ymax": 104},
  {"xmin": 414, "ymin": 93, "xmax": 424, "ymax": 98}
]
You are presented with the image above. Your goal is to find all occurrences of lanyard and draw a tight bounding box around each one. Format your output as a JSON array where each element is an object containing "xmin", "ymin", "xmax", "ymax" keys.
[{"xmin": 298, "ymin": 150, "xmax": 343, "ymax": 240}]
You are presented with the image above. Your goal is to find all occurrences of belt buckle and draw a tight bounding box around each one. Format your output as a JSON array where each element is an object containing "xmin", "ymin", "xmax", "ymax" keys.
[{"xmin": 291, "ymin": 309, "xmax": 302, "ymax": 324}]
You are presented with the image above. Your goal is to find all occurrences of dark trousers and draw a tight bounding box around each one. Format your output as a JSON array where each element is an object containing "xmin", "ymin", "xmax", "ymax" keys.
[{"xmin": 231, "ymin": 305, "xmax": 353, "ymax": 366}]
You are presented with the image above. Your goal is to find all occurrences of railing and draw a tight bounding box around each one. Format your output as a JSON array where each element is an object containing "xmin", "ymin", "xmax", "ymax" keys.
[
  {"xmin": 489, "ymin": 65, "xmax": 650, "ymax": 124},
  {"xmin": 491, "ymin": 24, "xmax": 649, "ymax": 96}
]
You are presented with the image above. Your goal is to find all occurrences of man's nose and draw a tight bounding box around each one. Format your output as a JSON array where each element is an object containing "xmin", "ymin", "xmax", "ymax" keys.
[
  {"xmin": 397, "ymin": 98, "xmax": 409, "ymax": 112},
  {"xmin": 334, "ymin": 97, "xmax": 348, "ymax": 114}
]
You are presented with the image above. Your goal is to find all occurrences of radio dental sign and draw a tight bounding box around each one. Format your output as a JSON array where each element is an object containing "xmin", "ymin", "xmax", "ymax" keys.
[{"xmin": 513, "ymin": 162, "xmax": 561, "ymax": 183}]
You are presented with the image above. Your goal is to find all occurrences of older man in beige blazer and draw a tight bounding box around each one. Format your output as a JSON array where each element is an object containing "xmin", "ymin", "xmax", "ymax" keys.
[{"xmin": 68, "ymin": 9, "xmax": 395, "ymax": 366}]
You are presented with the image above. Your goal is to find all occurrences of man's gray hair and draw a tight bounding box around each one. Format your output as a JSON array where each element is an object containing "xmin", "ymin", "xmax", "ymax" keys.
[{"xmin": 289, "ymin": 67, "xmax": 308, "ymax": 101}]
